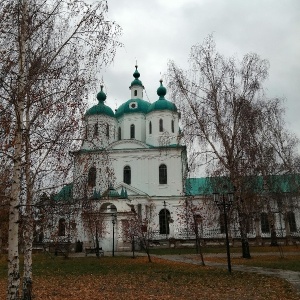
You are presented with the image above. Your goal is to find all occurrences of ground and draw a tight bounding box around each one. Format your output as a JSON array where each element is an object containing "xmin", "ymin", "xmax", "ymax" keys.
[{"xmin": 0, "ymin": 251, "xmax": 299, "ymax": 300}]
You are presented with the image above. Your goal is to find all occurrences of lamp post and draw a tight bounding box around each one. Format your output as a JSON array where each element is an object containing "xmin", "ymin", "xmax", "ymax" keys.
[
  {"xmin": 213, "ymin": 185, "xmax": 233, "ymax": 273},
  {"xmin": 111, "ymin": 213, "xmax": 116, "ymax": 257}
]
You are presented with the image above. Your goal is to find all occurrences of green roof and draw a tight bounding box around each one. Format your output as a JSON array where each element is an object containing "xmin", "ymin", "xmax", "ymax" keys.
[
  {"xmin": 186, "ymin": 175, "xmax": 300, "ymax": 196},
  {"xmin": 186, "ymin": 178, "xmax": 214, "ymax": 196},
  {"xmin": 131, "ymin": 78, "xmax": 143, "ymax": 87},
  {"xmin": 130, "ymin": 65, "xmax": 144, "ymax": 87},
  {"xmin": 148, "ymin": 99, "xmax": 177, "ymax": 113},
  {"xmin": 54, "ymin": 184, "xmax": 73, "ymax": 201},
  {"xmin": 85, "ymin": 103, "xmax": 115, "ymax": 117},
  {"xmin": 115, "ymin": 98, "xmax": 151, "ymax": 118},
  {"xmin": 148, "ymin": 80, "xmax": 177, "ymax": 113},
  {"xmin": 108, "ymin": 186, "xmax": 120, "ymax": 198},
  {"xmin": 85, "ymin": 86, "xmax": 115, "ymax": 118}
]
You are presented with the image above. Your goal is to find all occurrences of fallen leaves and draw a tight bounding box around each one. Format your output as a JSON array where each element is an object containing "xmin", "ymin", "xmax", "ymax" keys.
[{"xmin": 0, "ymin": 256, "xmax": 299, "ymax": 299}]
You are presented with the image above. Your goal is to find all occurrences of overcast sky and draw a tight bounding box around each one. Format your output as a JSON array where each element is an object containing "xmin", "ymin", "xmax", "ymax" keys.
[{"xmin": 92, "ymin": 0, "xmax": 300, "ymax": 139}]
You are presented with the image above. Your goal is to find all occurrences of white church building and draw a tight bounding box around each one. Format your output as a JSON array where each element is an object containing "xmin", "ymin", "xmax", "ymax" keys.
[
  {"xmin": 45, "ymin": 66, "xmax": 300, "ymax": 254},
  {"xmin": 70, "ymin": 66, "xmax": 188, "ymax": 251}
]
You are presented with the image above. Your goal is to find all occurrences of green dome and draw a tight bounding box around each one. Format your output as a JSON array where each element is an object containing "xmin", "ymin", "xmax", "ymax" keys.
[
  {"xmin": 157, "ymin": 80, "xmax": 167, "ymax": 98},
  {"xmin": 115, "ymin": 98, "xmax": 151, "ymax": 118},
  {"xmin": 85, "ymin": 85, "xmax": 115, "ymax": 117},
  {"xmin": 97, "ymin": 87, "xmax": 107, "ymax": 102},
  {"xmin": 130, "ymin": 65, "xmax": 144, "ymax": 87},
  {"xmin": 148, "ymin": 80, "xmax": 177, "ymax": 113}
]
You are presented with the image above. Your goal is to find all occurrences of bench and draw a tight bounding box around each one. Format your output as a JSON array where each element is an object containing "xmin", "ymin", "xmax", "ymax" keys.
[{"xmin": 85, "ymin": 247, "xmax": 104, "ymax": 257}]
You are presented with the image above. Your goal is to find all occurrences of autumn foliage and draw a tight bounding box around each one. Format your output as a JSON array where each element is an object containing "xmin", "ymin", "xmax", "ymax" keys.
[{"xmin": 0, "ymin": 254, "xmax": 298, "ymax": 300}]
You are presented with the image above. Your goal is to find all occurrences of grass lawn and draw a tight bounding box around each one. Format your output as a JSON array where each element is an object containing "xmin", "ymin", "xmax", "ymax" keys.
[{"xmin": 0, "ymin": 253, "xmax": 299, "ymax": 299}]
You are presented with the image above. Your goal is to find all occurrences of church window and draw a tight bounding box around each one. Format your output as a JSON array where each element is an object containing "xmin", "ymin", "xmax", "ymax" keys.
[
  {"xmin": 171, "ymin": 120, "xmax": 174, "ymax": 133},
  {"xmin": 287, "ymin": 211, "xmax": 297, "ymax": 232},
  {"xmin": 134, "ymin": 90, "xmax": 137, "ymax": 96},
  {"xmin": 118, "ymin": 127, "xmax": 121, "ymax": 140},
  {"xmin": 159, "ymin": 164, "xmax": 167, "ymax": 184},
  {"xmin": 159, "ymin": 209, "xmax": 170, "ymax": 234},
  {"xmin": 159, "ymin": 119, "xmax": 163, "ymax": 132},
  {"xmin": 149, "ymin": 121, "xmax": 152, "ymax": 134},
  {"xmin": 244, "ymin": 217, "xmax": 253, "ymax": 233},
  {"xmin": 106, "ymin": 124, "xmax": 109, "ymax": 137},
  {"xmin": 94, "ymin": 123, "xmax": 98, "ymax": 136},
  {"xmin": 219, "ymin": 213, "xmax": 225, "ymax": 233},
  {"xmin": 88, "ymin": 167, "xmax": 96, "ymax": 187},
  {"xmin": 261, "ymin": 212, "xmax": 270, "ymax": 233},
  {"xmin": 138, "ymin": 204, "xmax": 142, "ymax": 218},
  {"xmin": 58, "ymin": 218, "xmax": 66, "ymax": 236},
  {"xmin": 130, "ymin": 124, "xmax": 135, "ymax": 139},
  {"xmin": 123, "ymin": 166, "xmax": 131, "ymax": 185},
  {"xmin": 129, "ymin": 102, "xmax": 137, "ymax": 109}
]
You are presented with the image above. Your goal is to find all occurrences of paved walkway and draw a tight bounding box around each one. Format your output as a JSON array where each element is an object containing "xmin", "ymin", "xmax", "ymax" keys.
[{"xmin": 153, "ymin": 254, "xmax": 300, "ymax": 296}]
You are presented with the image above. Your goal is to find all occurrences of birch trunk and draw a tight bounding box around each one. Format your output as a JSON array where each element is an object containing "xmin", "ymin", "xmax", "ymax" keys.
[
  {"xmin": 7, "ymin": 1, "xmax": 27, "ymax": 299},
  {"xmin": 22, "ymin": 218, "xmax": 33, "ymax": 300},
  {"xmin": 7, "ymin": 120, "xmax": 23, "ymax": 300},
  {"xmin": 22, "ymin": 112, "xmax": 33, "ymax": 299}
]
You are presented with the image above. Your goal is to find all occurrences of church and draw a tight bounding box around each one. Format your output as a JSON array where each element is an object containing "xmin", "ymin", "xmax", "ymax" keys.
[
  {"xmin": 47, "ymin": 66, "xmax": 300, "ymax": 254},
  {"xmin": 69, "ymin": 66, "xmax": 188, "ymax": 251}
]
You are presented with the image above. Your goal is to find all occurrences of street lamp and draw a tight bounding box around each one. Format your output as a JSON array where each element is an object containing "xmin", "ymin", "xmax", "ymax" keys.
[
  {"xmin": 213, "ymin": 185, "xmax": 233, "ymax": 273},
  {"xmin": 111, "ymin": 213, "xmax": 116, "ymax": 257}
]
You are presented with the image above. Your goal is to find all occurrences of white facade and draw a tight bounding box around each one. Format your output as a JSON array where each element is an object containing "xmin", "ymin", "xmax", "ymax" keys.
[
  {"xmin": 72, "ymin": 67, "xmax": 187, "ymax": 251},
  {"xmin": 43, "ymin": 67, "xmax": 300, "ymax": 253}
]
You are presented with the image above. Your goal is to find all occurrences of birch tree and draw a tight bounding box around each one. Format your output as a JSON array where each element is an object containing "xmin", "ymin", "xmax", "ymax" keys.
[
  {"xmin": 168, "ymin": 35, "xmax": 299, "ymax": 258},
  {"xmin": 123, "ymin": 203, "xmax": 157, "ymax": 263},
  {"xmin": 0, "ymin": 1, "xmax": 121, "ymax": 299},
  {"xmin": 177, "ymin": 197, "xmax": 206, "ymax": 265}
]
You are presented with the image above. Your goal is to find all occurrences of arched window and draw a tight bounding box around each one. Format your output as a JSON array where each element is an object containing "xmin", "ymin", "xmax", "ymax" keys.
[
  {"xmin": 159, "ymin": 119, "xmax": 163, "ymax": 132},
  {"xmin": 88, "ymin": 167, "xmax": 96, "ymax": 187},
  {"xmin": 287, "ymin": 211, "xmax": 297, "ymax": 232},
  {"xmin": 130, "ymin": 124, "xmax": 135, "ymax": 139},
  {"xmin": 219, "ymin": 213, "xmax": 225, "ymax": 234},
  {"xmin": 134, "ymin": 90, "xmax": 137, "ymax": 96},
  {"xmin": 149, "ymin": 121, "xmax": 152, "ymax": 134},
  {"xmin": 159, "ymin": 209, "xmax": 170, "ymax": 234},
  {"xmin": 106, "ymin": 124, "xmax": 109, "ymax": 137},
  {"xmin": 123, "ymin": 166, "xmax": 131, "ymax": 185},
  {"xmin": 94, "ymin": 123, "xmax": 98, "ymax": 136},
  {"xmin": 261, "ymin": 212, "xmax": 270, "ymax": 233},
  {"xmin": 118, "ymin": 127, "xmax": 121, "ymax": 140},
  {"xmin": 171, "ymin": 120, "xmax": 174, "ymax": 133},
  {"xmin": 58, "ymin": 218, "xmax": 65, "ymax": 236},
  {"xmin": 159, "ymin": 164, "xmax": 167, "ymax": 184}
]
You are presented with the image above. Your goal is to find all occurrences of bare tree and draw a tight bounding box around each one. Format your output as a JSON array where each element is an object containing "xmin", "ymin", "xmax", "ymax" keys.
[
  {"xmin": 177, "ymin": 197, "xmax": 206, "ymax": 265},
  {"xmin": 123, "ymin": 203, "xmax": 157, "ymax": 263},
  {"xmin": 0, "ymin": 1, "xmax": 121, "ymax": 299},
  {"xmin": 168, "ymin": 35, "xmax": 299, "ymax": 259},
  {"xmin": 82, "ymin": 197, "xmax": 107, "ymax": 257}
]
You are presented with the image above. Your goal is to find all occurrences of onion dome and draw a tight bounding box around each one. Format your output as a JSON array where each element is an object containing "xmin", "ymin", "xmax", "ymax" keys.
[
  {"xmin": 130, "ymin": 65, "xmax": 144, "ymax": 87},
  {"xmin": 85, "ymin": 85, "xmax": 115, "ymax": 117},
  {"xmin": 148, "ymin": 80, "xmax": 177, "ymax": 113},
  {"xmin": 115, "ymin": 98, "xmax": 150, "ymax": 118}
]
